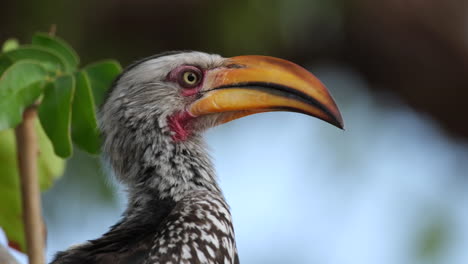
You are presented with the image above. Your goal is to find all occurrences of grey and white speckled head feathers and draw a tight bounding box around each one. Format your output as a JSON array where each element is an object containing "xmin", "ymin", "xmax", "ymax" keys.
[{"xmin": 99, "ymin": 51, "xmax": 225, "ymax": 202}]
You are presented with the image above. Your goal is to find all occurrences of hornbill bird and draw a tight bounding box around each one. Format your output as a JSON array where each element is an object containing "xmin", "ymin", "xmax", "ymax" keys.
[{"xmin": 51, "ymin": 51, "xmax": 343, "ymax": 264}]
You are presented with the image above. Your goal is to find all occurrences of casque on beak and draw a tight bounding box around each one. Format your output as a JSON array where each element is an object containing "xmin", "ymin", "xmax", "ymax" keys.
[{"xmin": 188, "ymin": 55, "xmax": 344, "ymax": 129}]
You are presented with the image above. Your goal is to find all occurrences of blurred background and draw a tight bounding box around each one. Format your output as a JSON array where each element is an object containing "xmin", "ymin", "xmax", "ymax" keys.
[{"xmin": 2, "ymin": 0, "xmax": 468, "ymax": 263}]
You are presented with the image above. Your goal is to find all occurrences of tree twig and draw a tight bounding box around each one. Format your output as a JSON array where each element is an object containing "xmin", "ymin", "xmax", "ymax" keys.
[
  {"xmin": 15, "ymin": 106, "xmax": 45, "ymax": 264},
  {"xmin": 48, "ymin": 24, "xmax": 56, "ymax": 37}
]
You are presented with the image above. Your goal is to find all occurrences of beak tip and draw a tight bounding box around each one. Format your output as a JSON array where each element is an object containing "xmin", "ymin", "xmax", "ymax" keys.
[
  {"xmin": 332, "ymin": 116, "xmax": 345, "ymax": 130},
  {"xmin": 328, "ymin": 108, "xmax": 344, "ymax": 130},
  {"xmin": 338, "ymin": 123, "xmax": 345, "ymax": 130}
]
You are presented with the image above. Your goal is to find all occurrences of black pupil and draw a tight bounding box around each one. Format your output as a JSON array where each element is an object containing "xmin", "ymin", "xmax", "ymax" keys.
[{"xmin": 187, "ymin": 73, "xmax": 196, "ymax": 82}]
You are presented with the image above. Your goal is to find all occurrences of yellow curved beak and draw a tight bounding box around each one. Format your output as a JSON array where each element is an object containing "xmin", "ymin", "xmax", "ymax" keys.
[{"xmin": 188, "ymin": 55, "xmax": 344, "ymax": 129}]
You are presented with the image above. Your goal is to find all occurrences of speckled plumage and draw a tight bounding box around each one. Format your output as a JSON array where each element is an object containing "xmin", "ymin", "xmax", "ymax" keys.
[
  {"xmin": 146, "ymin": 190, "xmax": 237, "ymax": 264},
  {"xmin": 51, "ymin": 52, "xmax": 239, "ymax": 264}
]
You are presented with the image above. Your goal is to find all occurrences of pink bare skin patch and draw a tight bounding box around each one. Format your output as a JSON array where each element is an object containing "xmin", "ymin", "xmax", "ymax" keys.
[{"xmin": 168, "ymin": 111, "xmax": 196, "ymax": 141}]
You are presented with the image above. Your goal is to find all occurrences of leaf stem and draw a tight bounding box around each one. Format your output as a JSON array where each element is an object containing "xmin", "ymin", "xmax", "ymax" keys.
[
  {"xmin": 15, "ymin": 106, "xmax": 45, "ymax": 264},
  {"xmin": 48, "ymin": 25, "xmax": 56, "ymax": 37}
]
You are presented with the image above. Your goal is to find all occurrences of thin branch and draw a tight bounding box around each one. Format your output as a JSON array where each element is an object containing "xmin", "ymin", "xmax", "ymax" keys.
[
  {"xmin": 15, "ymin": 106, "xmax": 45, "ymax": 264},
  {"xmin": 48, "ymin": 24, "xmax": 56, "ymax": 37}
]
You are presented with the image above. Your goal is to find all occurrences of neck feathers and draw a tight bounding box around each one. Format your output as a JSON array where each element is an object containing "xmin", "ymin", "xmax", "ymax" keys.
[{"xmin": 101, "ymin": 115, "xmax": 221, "ymax": 202}]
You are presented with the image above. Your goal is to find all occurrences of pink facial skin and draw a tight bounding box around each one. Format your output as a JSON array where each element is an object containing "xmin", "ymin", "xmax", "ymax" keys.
[
  {"xmin": 167, "ymin": 111, "xmax": 196, "ymax": 141},
  {"xmin": 166, "ymin": 65, "xmax": 205, "ymax": 141}
]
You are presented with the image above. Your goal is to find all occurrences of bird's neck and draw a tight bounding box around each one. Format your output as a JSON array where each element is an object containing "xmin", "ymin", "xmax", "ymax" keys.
[
  {"xmin": 105, "ymin": 130, "xmax": 224, "ymax": 242},
  {"xmin": 104, "ymin": 119, "xmax": 222, "ymax": 202},
  {"xmin": 140, "ymin": 137, "xmax": 221, "ymax": 200},
  {"xmin": 51, "ymin": 133, "xmax": 225, "ymax": 264}
]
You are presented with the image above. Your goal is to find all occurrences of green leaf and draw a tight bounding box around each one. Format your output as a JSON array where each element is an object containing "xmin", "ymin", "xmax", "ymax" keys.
[
  {"xmin": 38, "ymin": 74, "xmax": 75, "ymax": 158},
  {"xmin": 71, "ymin": 71, "xmax": 100, "ymax": 154},
  {"xmin": 0, "ymin": 55, "xmax": 14, "ymax": 77},
  {"xmin": 2, "ymin": 45, "xmax": 67, "ymax": 73},
  {"xmin": 32, "ymin": 33, "xmax": 79, "ymax": 72},
  {"xmin": 0, "ymin": 61, "xmax": 47, "ymax": 130},
  {"xmin": 83, "ymin": 60, "xmax": 122, "ymax": 106},
  {"xmin": 0, "ymin": 121, "xmax": 65, "ymax": 252},
  {"xmin": 2, "ymin": 38, "xmax": 19, "ymax": 52}
]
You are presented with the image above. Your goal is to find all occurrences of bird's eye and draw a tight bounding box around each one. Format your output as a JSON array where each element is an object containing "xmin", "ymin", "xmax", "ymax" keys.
[
  {"xmin": 178, "ymin": 68, "xmax": 202, "ymax": 88},
  {"xmin": 183, "ymin": 72, "xmax": 198, "ymax": 85}
]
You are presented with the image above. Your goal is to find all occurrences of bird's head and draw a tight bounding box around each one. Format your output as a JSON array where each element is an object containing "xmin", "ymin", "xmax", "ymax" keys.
[{"xmin": 100, "ymin": 51, "xmax": 343, "ymax": 188}]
